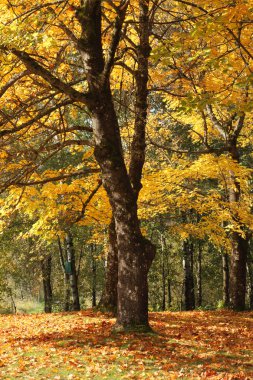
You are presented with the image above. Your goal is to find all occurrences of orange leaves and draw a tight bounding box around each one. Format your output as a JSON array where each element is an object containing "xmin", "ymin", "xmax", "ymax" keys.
[{"xmin": 0, "ymin": 310, "xmax": 252, "ymax": 379}]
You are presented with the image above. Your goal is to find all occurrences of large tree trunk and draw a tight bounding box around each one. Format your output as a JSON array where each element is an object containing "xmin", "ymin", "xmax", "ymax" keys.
[
  {"xmin": 96, "ymin": 0, "xmax": 154, "ymax": 325},
  {"xmin": 41, "ymin": 254, "xmax": 53, "ymax": 313},
  {"xmin": 65, "ymin": 232, "xmax": 80, "ymax": 311},
  {"xmin": 92, "ymin": 93, "xmax": 155, "ymax": 328},
  {"xmin": 182, "ymin": 240, "xmax": 195, "ymax": 310},
  {"xmin": 98, "ymin": 219, "xmax": 118, "ymax": 313},
  {"xmin": 222, "ymin": 253, "xmax": 230, "ymax": 307},
  {"xmin": 76, "ymin": 0, "xmax": 155, "ymax": 330}
]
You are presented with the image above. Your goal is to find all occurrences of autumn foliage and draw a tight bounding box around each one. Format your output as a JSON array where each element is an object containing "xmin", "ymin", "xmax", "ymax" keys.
[
  {"xmin": 0, "ymin": 0, "xmax": 253, "ymax": 365},
  {"xmin": 0, "ymin": 310, "xmax": 252, "ymax": 380}
]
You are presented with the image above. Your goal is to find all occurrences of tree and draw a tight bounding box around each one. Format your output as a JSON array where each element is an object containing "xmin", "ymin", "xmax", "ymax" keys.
[
  {"xmin": 0, "ymin": 0, "xmax": 156, "ymax": 330},
  {"xmin": 146, "ymin": 0, "xmax": 253, "ymax": 310}
]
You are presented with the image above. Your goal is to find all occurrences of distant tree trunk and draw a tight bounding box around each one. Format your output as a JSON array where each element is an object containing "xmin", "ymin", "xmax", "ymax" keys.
[
  {"xmin": 196, "ymin": 242, "xmax": 202, "ymax": 307},
  {"xmin": 65, "ymin": 232, "xmax": 80, "ymax": 311},
  {"xmin": 183, "ymin": 240, "xmax": 195, "ymax": 310},
  {"xmin": 98, "ymin": 219, "xmax": 118, "ymax": 313},
  {"xmin": 247, "ymin": 250, "xmax": 253, "ymax": 310},
  {"xmin": 160, "ymin": 234, "xmax": 166, "ymax": 311},
  {"xmin": 91, "ymin": 244, "xmax": 97, "ymax": 307},
  {"xmin": 229, "ymin": 233, "xmax": 248, "ymax": 310},
  {"xmin": 228, "ymin": 144, "xmax": 248, "ymax": 311},
  {"xmin": 222, "ymin": 253, "xmax": 230, "ymax": 307},
  {"xmin": 8, "ymin": 288, "xmax": 16, "ymax": 314},
  {"xmin": 205, "ymin": 108, "xmax": 247, "ymax": 311},
  {"xmin": 58, "ymin": 237, "xmax": 71, "ymax": 311},
  {"xmin": 41, "ymin": 254, "xmax": 53, "ymax": 313},
  {"xmin": 167, "ymin": 278, "xmax": 172, "ymax": 308}
]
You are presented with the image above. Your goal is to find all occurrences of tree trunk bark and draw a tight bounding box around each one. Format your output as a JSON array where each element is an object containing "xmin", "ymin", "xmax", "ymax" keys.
[
  {"xmin": 65, "ymin": 232, "xmax": 80, "ymax": 311},
  {"xmin": 222, "ymin": 252, "xmax": 230, "ymax": 307},
  {"xmin": 228, "ymin": 149, "xmax": 248, "ymax": 311},
  {"xmin": 167, "ymin": 278, "xmax": 172, "ymax": 308},
  {"xmin": 205, "ymin": 110, "xmax": 247, "ymax": 311},
  {"xmin": 247, "ymin": 250, "xmax": 253, "ymax": 310},
  {"xmin": 58, "ymin": 236, "xmax": 71, "ymax": 311},
  {"xmin": 161, "ymin": 234, "xmax": 166, "ymax": 311},
  {"xmin": 98, "ymin": 219, "xmax": 118, "ymax": 313},
  {"xmin": 76, "ymin": 0, "xmax": 155, "ymax": 330},
  {"xmin": 182, "ymin": 240, "xmax": 195, "ymax": 310},
  {"xmin": 94, "ymin": 0, "xmax": 154, "ymax": 326},
  {"xmin": 196, "ymin": 242, "xmax": 202, "ymax": 307},
  {"xmin": 229, "ymin": 233, "xmax": 247, "ymax": 310},
  {"xmin": 91, "ymin": 244, "xmax": 97, "ymax": 308},
  {"xmin": 41, "ymin": 254, "xmax": 53, "ymax": 313}
]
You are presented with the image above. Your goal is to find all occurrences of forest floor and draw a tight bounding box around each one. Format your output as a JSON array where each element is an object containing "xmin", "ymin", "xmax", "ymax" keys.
[{"xmin": 0, "ymin": 310, "xmax": 252, "ymax": 379}]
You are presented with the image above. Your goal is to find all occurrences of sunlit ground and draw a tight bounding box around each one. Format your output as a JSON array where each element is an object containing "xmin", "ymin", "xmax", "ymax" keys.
[{"xmin": 0, "ymin": 310, "xmax": 252, "ymax": 379}]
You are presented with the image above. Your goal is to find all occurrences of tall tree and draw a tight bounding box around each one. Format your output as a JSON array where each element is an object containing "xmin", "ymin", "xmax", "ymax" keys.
[
  {"xmin": 0, "ymin": 0, "xmax": 155, "ymax": 330},
  {"xmin": 99, "ymin": 0, "xmax": 153, "ymax": 315}
]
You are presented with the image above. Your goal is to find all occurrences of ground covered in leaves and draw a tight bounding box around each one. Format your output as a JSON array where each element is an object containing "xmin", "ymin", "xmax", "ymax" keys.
[{"xmin": 0, "ymin": 310, "xmax": 252, "ymax": 379}]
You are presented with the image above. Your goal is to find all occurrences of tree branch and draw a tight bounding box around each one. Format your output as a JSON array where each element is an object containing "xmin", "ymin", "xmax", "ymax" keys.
[
  {"xmin": 15, "ymin": 169, "xmax": 100, "ymax": 186},
  {"xmin": 2, "ymin": 47, "xmax": 92, "ymax": 105}
]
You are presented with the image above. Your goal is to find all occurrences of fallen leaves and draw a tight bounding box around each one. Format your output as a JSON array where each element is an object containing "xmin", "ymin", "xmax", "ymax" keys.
[{"xmin": 0, "ymin": 310, "xmax": 252, "ymax": 379}]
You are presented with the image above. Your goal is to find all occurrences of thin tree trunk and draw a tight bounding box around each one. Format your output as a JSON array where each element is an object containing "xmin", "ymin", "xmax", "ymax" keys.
[
  {"xmin": 9, "ymin": 288, "xmax": 16, "ymax": 314},
  {"xmin": 167, "ymin": 278, "xmax": 172, "ymax": 308},
  {"xmin": 65, "ymin": 232, "xmax": 80, "ymax": 311},
  {"xmin": 229, "ymin": 233, "xmax": 247, "ymax": 310},
  {"xmin": 182, "ymin": 240, "xmax": 195, "ymax": 310},
  {"xmin": 58, "ymin": 236, "xmax": 71, "ymax": 311},
  {"xmin": 41, "ymin": 254, "xmax": 53, "ymax": 313},
  {"xmin": 228, "ymin": 155, "xmax": 248, "ymax": 310},
  {"xmin": 196, "ymin": 242, "xmax": 202, "ymax": 308},
  {"xmin": 222, "ymin": 253, "xmax": 230, "ymax": 307},
  {"xmin": 161, "ymin": 234, "xmax": 166, "ymax": 311},
  {"xmin": 98, "ymin": 219, "xmax": 118, "ymax": 313},
  {"xmin": 205, "ymin": 108, "xmax": 247, "ymax": 311},
  {"xmin": 91, "ymin": 244, "xmax": 97, "ymax": 307},
  {"xmin": 247, "ymin": 251, "xmax": 253, "ymax": 310}
]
